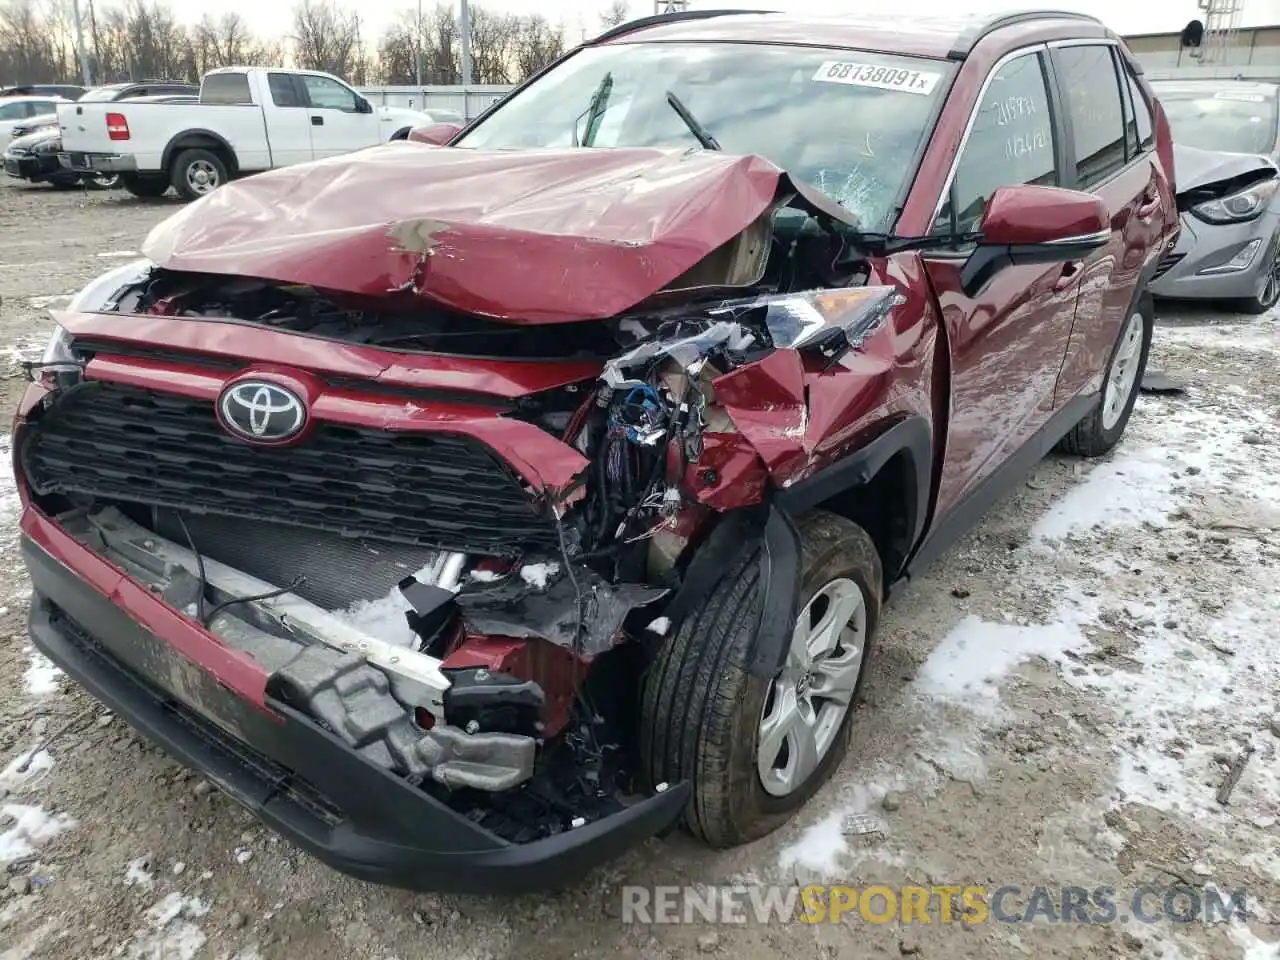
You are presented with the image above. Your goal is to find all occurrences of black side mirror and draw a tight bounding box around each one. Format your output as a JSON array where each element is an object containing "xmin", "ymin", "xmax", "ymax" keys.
[{"xmin": 355, "ymin": 96, "xmax": 373, "ymax": 114}]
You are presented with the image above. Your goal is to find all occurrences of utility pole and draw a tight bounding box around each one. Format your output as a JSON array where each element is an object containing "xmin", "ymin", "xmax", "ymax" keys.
[
  {"xmin": 460, "ymin": 0, "xmax": 472, "ymax": 87},
  {"xmin": 71, "ymin": 0, "xmax": 92, "ymax": 86},
  {"xmin": 415, "ymin": 0, "xmax": 423, "ymax": 87}
]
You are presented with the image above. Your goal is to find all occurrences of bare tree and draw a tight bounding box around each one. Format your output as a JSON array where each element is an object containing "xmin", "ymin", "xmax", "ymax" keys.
[
  {"xmin": 290, "ymin": 0, "xmax": 360, "ymax": 77},
  {"xmin": 599, "ymin": 0, "xmax": 629, "ymax": 28},
  {"xmin": 512, "ymin": 14, "xmax": 564, "ymax": 81}
]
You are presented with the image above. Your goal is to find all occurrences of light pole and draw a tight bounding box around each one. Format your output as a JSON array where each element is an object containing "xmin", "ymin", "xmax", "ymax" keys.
[
  {"xmin": 71, "ymin": 0, "xmax": 92, "ymax": 86},
  {"xmin": 459, "ymin": 0, "xmax": 472, "ymax": 87},
  {"xmin": 415, "ymin": 0, "xmax": 423, "ymax": 87}
]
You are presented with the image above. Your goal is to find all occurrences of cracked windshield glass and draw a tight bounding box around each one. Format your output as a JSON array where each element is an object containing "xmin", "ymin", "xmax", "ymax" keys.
[{"xmin": 457, "ymin": 43, "xmax": 952, "ymax": 232}]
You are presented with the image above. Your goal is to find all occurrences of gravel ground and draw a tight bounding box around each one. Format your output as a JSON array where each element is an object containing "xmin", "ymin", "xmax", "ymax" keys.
[{"xmin": 0, "ymin": 177, "xmax": 1278, "ymax": 960}]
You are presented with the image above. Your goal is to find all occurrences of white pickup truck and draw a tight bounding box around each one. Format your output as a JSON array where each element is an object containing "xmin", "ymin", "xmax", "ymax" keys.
[{"xmin": 57, "ymin": 67, "xmax": 436, "ymax": 201}]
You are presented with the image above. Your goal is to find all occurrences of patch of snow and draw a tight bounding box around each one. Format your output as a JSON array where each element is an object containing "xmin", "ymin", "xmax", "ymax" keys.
[
  {"xmin": 125, "ymin": 857, "xmax": 154, "ymax": 888},
  {"xmin": 914, "ymin": 589, "xmax": 1096, "ymax": 717},
  {"xmin": 1229, "ymin": 923, "xmax": 1280, "ymax": 960},
  {"xmin": 22, "ymin": 650, "xmax": 61, "ymax": 696},
  {"xmin": 646, "ymin": 616, "xmax": 671, "ymax": 636},
  {"xmin": 468, "ymin": 568, "xmax": 503, "ymax": 582},
  {"xmin": 95, "ymin": 250, "xmax": 140, "ymax": 258},
  {"xmin": 234, "ymin": 848, "xmax": 252, "ymax": 864},
  {"xmin": 0, "ymin": 804, "xmax": 75, "ymax": 863},
  {"xmin": 519, "ymin": 562, "xmax": 559, "ymax": 589},
  {"xmin": 778, "ymin": 810, "xmax": 848, "ymax": 875},
  {"xmin": 0, "ymin": 749, "xmax": 53, "ymax": 792},
  {"xmin": 126, "ymin": 893, "xmax": 210, "ymax": 960},
  {"xmin": 1031, "ymin": 447, "xmax": 1178, "ymax": 540},
  {"xmin": 332, "ymin": 561, "xmax": 443, "ymax": 649},
  {"xmin": 0, "ymin": 918, "xmax": 59, "ymax": 960}
]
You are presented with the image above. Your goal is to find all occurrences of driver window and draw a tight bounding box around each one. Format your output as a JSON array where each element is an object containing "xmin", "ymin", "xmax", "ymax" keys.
[
  {"xmin": 935, "ymin": 52, "xmax": 1058, "ymax": 237},
  {"xmin": 301, "ymin": 75, "xmax": 357, "ymax": 112}
]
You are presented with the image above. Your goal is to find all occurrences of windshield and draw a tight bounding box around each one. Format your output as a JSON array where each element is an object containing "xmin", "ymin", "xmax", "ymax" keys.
[
  {"xmin": 1158, "ymin": 88, "xmax": 1279, "ymax": 155},
  {"xmin": 78, "ymin": 85, "xmax": 127, "ymax": 103},
  {"xmin": 457, "ymin": 42, "xmax": 952, "ymax": 232}
]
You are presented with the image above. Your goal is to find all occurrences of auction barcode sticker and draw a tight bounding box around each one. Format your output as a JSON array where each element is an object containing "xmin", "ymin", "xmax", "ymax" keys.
[{"xmin": 813, "ymin": 61, "xmax": 941, "ymax": 95}]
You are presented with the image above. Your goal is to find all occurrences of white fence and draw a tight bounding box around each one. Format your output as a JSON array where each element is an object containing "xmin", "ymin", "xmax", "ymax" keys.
[{"xmin": 357, "ymin": 85, "xmax": 515, "ymax": 120}]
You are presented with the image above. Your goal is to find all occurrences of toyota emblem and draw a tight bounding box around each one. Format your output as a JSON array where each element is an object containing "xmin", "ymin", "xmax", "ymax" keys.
[{"xmin": 218, "ymin": 380, "xmax": 307, "ymax": 443}]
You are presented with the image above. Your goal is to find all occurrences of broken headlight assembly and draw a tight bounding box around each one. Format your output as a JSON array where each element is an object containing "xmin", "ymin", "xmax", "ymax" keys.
[{"xmin": 1191, "ymin": 177, "xmax": 1280, "ymax": 225}]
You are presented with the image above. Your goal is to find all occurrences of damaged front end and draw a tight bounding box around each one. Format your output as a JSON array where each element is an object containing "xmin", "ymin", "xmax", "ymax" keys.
[{"xmin": 16, "ymin": 147, "xmax": 907, "ymax": 860}]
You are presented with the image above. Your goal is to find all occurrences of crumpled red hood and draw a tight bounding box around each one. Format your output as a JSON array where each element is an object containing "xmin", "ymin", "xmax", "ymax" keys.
[{"xmin": 141, "ymin": 143, "xmax": 799, "ymax": 324}]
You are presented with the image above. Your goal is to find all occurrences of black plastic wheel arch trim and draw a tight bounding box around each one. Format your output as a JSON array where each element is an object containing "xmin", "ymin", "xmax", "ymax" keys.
[{"xmin": 774, "ymin": 415, "xmax": 933, "ymax": 582}]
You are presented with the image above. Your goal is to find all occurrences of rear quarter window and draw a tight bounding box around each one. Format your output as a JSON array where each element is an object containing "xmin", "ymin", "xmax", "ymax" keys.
[{"xmin": 202, "ymin": 74, "xmax": 253, "ymax": 105}]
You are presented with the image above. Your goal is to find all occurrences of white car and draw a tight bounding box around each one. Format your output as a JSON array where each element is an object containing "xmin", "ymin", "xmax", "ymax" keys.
[
  {"xmin": 57, "ymin": 67, "xmax": 435, "ymax": 201},
  {"xmin": 0, "ymin": 95, "xmax": 67, "ymax": 150}
]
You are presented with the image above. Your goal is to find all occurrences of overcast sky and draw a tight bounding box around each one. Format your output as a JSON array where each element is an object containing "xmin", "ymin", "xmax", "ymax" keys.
[{"xmin": 180, "ymin": 0, "xmax": 1280, "ymax": 47}]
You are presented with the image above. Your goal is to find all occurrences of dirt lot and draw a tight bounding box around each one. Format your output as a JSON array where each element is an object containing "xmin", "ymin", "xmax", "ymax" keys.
[{"xmin": 0, "ymin": 178, "xmax": 1277, "ymax": 960}]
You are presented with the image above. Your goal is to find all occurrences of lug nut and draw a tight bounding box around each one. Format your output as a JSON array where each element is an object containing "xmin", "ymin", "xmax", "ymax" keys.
[
  {"xmin": 465, "ymin": 720, "xmax": 480, "ymax": 734},
  {"xmin": 571, "ymin": 816, "xmax": 586, "ymax": 828}
]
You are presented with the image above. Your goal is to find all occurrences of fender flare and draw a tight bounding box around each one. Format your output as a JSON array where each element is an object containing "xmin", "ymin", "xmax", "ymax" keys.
[
  {"xmin": 161, "ymin": 129, "xmax": 238, "ymax": 175},
  {"xmin": 658, "ymin": 416, "xmax": 933, "ymax": 680},
  {"xmin": 775, "ymin": 415, "xmax": 933, "ymax": 577},
  {"xmin": 659, "ymin": 504, "xmax": 801, "ymax": 681}
]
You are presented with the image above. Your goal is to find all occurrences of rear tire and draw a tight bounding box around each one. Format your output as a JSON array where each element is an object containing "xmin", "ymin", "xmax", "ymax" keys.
[
  {"xmin": 640, "ymin": 510, "xmax": 881, "ymax": 848},
  {"xmin": 170, "ymin": 148, "xmax": 227, "ymax": 202},
  {"xmin": 1057, "ymin": 293, "xmax": 1153, "ymax": 457},
  {"xmin": 120, "ymin": 173, "xmax": 170, "ymax": 199}
]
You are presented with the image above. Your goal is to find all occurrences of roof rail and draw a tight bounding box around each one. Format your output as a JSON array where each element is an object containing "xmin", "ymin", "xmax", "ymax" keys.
[
  {"xmin": 592, "ymin": 8, "xmax": 775, "ymax": 45},
  {"xmin": 949, "ymin": 9, "xmax": 1104, "ymax": 59}
]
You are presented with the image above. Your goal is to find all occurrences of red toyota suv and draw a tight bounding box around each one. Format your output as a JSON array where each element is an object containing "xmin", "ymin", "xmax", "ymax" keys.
[{"xmin": 14, "ymin": 10, "xmax": 1177, "ymax": 892}]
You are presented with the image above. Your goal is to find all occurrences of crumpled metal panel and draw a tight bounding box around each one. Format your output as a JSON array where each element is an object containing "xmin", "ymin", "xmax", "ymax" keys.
[{"xmin": 141, "ymin": 144, "xmax": 804, "ymax": 324}]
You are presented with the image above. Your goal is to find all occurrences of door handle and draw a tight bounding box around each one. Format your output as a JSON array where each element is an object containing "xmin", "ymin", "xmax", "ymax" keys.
[
  {"xmin": 1053, "ymin": 260, "xmax": 1083, "ymax": 291},
  {"xmin": 311, "ymin": 115, "xmax": 324, "ymax": 126}
]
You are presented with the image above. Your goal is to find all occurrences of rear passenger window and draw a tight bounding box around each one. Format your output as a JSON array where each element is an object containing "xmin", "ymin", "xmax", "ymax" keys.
[
  {"xmin": 269, "ymin": 74, "xmax": 302, "ymax": 108},
  {"xmin": 202, "ymin": 73, "xmax": 253, "ymax": 105},
  {"xmin": 935, "ymin": 52, "xmax": 1057, "ymax": 236},
  {"xmin": 1125, "ymin": 71, "xmax": 1155, "ymax": 153},
  {"xmin": 1055, "ymin": 45, "xmax": 1126, "ymax": 186}
]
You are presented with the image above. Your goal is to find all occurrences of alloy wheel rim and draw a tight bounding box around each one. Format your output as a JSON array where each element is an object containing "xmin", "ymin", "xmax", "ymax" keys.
[
  {"xmin": 1102, "ymin": 311, "xmax": 1144, "ymax": 431},
  {"xmin": 757, "ymin": 577, "xmax": 866, "ymax": 797}
]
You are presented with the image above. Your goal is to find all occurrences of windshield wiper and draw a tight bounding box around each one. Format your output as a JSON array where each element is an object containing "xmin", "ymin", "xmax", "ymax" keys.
[
  {"xmin": 665, "ymin": 91, "xmax": 721, "ymax": 151},
  {"xmin": 840, "ymin": 230, "xmax": 983, "ymax": 254},
  {"xmin": 574, "ymin": 72, "xmax": 613, "ymax": 147}
]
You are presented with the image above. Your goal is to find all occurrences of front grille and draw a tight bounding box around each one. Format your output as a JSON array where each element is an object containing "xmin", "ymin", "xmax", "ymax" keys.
[
  {"xmin": 1152, "ymin": 252, "xmax": 1184, "ymax": 280},
  {"xmin": 22, "ymin": 381, "xmax": 556, "ymax": 554},
  {"xmin": 49, "ymin": 605, "xmax": 344, "ymax": 827}
]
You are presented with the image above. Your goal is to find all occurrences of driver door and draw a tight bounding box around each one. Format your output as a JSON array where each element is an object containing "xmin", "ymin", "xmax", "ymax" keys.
[
  {"xmin": 922, "ymin": 48, "xmax": 1081, "ymax": 517},
  {"xmin": 299, "ymin": 74, "xmax": 379, "ymax": 158}
]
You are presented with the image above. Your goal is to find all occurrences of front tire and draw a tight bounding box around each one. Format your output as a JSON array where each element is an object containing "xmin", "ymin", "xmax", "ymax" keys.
[
  {"xmin": 1057, "ymin": 293, "xmax": 1153, "ymax": 457},
  {"xmin": 170, "ymin": 148, "xmax": 227, "ymax": 201},
  {"xmin": 120, "ymin": 173, "xmax": 170, "ymax": 199},
  {"xmin": 640, "ymin": 510, "xmax": 881, "ymax": 848}
]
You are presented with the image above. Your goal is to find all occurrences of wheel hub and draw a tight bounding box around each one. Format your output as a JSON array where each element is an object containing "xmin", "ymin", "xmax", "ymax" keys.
[{"xmin": 756, "ymin": 577, "xmax": 867, "ymax": 798}]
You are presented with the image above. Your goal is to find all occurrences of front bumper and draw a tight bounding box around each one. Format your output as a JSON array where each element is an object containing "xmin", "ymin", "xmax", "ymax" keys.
[
  {"xmin": 21, "ymin": 512, "xmax": 689, "ymax": 894},
  {"xmin": 1148, "ymin": 209, "xmax": 1280, "ymax": 300},
  {"xmin": 58, "ymin": 151, "xmax": 138, "ymax": 174},
  {"xmin": 5, "ymin": 151, "xmax": 65, "ymax": 182}
]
